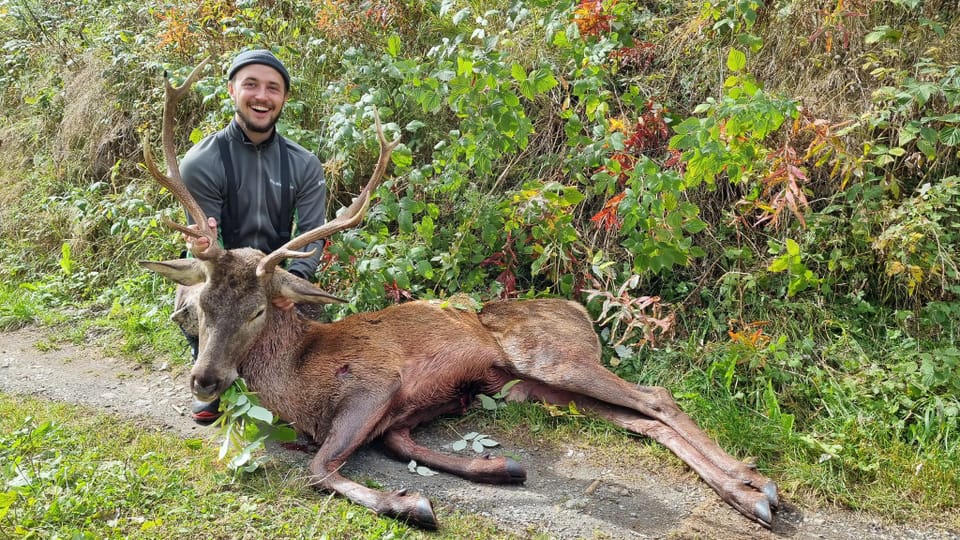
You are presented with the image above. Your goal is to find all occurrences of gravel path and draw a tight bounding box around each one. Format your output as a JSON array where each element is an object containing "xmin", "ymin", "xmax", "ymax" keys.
[{"xmin": 1, "ymin": 326, "xmax": 956, "ymax": 539}]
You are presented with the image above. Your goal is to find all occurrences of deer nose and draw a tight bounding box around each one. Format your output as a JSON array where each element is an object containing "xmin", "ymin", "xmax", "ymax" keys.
[{"xmin": 191, "ymin": 374, "xmax": 221, "ymax": 401}]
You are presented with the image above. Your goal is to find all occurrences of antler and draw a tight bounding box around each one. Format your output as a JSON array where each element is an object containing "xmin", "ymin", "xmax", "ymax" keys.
[
  {"xmin": 142, "ymin": 57, "xmax": 220, "ymax": 260},
  {"xmin": 256, "ymin": 110, "xmax": 401, "ymax": 277}
]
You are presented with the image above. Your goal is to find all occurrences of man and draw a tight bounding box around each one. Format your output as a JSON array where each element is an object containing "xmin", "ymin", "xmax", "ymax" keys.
[{"xmin": 177, "ymin": 49, "xmax": 327, "ymax": 424}]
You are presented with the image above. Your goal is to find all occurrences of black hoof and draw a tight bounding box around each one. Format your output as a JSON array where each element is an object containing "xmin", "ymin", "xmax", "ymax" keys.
[
  {"xmin": 754, "ymin": 498, "xmax": 772, "ymax": 529},
  {"xmin": 763, "ymin": 480, "xmax": 779, "ymax": 508},
  {"xmin": 505, "ymin": 457, "xmax": 526, "ymax": 483},
  {"xmin": 410, "ymin": 496, "xmax": 438, "ymax": 530}
]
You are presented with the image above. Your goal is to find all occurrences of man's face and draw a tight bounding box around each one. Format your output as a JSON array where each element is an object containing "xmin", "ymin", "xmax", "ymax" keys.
[{"xmin": 227, "ymin": 63, "xmax": 288, "ymax": 141}]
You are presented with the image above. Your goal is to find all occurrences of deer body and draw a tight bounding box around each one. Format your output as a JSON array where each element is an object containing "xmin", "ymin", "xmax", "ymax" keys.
[
  {"xmin": 240, "ymin": 299, "xmax": 512, "ymax": 444},
  {"xmin": 141, "ymin": 62, "xmax": 779, "ymax": 530},
  {"xmin": 155, "ymin": 251, "xmax": 777, "ymax": 528}
]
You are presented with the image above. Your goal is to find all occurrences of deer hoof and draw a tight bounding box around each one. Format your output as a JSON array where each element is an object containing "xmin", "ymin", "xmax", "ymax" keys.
[
  {"xmin": 505, "ymin": 457, "xmax": 526, "ymax": 484},
  {"xmin": 754, "ymin": 498, "xmax": 772, "ymax": 529},
  {"xmin": 409, "ymin": 496, "xmax": 438, "ymax": 530},
  {"xmin": 762, "ymin": 480, "xmax": 779, "ymax": 508}
]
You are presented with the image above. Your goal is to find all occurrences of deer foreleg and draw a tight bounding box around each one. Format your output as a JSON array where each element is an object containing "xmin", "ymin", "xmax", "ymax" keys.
[
  {"xmin": 507, "ymin": 381, "xmax": 775, "ymax": 528},
  {"xmin": 383, "ymin": 427, "xmax": 526, "ymax": 484},
  {"xmin": 308, "ymin": 466, "xmax": 437, "ymax": 529},
  {"xmin": 306, "ymin": 392, "xmax": 438, "ymax": 529}
]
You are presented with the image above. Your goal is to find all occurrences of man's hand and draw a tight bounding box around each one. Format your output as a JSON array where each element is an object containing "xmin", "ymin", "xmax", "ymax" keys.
[
  {"xmin": 183, "ymin": 216, "xmax": 295, "ymax": 312},
  {"xmin": 185, "ymin": 217, "xmax": 218, "ymax": 255}
]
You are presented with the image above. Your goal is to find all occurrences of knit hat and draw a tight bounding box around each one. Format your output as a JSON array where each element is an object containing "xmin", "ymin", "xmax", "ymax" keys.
[{"xmin": 227, "ymin": 49, "xmax": 290, "ymax": 91}]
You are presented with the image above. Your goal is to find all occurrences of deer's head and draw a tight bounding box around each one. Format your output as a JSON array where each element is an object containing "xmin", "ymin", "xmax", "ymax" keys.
[{"xmin": 139, "ymin": 58, "xmax": 398, "ymax": 401}]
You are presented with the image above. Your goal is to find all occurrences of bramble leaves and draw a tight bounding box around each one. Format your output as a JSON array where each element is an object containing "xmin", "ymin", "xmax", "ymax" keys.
[
  {"xmin": 727, "ymin": 48, "xmax": 747, "ymax": 72},
  {"xmin": 451, "ymin": 432, "xmax": 500, "ymax": 453},
  {"xmin": 216, "ymin": 380, "xmax": 297, "ymax": 475},
  {"xmin": 408, "ymin": 460, "xmax": 439, "ymax": 476}
]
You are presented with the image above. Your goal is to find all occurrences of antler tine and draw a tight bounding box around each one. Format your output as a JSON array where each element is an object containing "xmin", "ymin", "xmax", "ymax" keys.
[
  {"xmin": 256, "ymin": 109, "xmax": 401, "ymax": 277},
  {"xmin": 142, "ymin": 57, "xmax": 219, "ymax": 259}
]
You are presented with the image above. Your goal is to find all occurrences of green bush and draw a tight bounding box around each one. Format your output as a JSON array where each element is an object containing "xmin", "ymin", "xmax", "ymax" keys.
[{"xmin": 1, "ymin": 0, "xmax": 958, "ymax": 521}]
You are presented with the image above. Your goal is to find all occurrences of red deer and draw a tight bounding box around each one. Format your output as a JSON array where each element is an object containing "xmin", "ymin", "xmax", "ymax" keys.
[{"xmin": 140, "ymin": 60, "xmax": 778, "ymax": 530}]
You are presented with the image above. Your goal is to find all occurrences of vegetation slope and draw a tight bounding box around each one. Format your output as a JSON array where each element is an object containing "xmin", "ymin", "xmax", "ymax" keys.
[{"xmin": 1, "ymin": 0, "xmax": 958, "ymax": 532}]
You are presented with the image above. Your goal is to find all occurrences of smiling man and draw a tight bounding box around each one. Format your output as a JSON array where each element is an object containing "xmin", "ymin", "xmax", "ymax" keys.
[{"xmin": 176, "ymin": 49, "xmax": 328, "ymax": 425}]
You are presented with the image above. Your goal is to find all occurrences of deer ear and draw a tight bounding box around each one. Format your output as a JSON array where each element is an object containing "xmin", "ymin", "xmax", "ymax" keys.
[
  {"xmin": 277, "ymin": 272, "xmax": 346, "ymax": 304},
  {"xmin": 140, "ymin": 259, "xmax": 207, "ymax": 286}
]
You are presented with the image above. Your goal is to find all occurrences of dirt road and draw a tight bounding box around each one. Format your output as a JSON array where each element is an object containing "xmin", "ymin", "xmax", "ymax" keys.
[{"xmin": 0, "ymin": 326, "xmax": 955, "ymax": 539}]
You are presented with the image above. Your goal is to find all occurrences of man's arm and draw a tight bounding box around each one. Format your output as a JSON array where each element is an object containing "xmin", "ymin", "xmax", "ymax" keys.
[
  {"xmin": 180, "ymin": 138, "xmax": 226, "ymax": 227},
  {"xmin": 287, "ymin": 153, "xmax": 327, "ymax": 280}
]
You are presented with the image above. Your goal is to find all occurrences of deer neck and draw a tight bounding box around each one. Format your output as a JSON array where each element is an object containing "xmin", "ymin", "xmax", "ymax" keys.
[{"xmin": 236, "ymin": 307, "xmax": 309, "ymax": 408}]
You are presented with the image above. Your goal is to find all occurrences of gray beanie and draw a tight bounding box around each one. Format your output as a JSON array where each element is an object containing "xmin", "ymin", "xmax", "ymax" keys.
[{"xmin": 227, "ymin": 49, "xmax": 290, "ymax": 91}]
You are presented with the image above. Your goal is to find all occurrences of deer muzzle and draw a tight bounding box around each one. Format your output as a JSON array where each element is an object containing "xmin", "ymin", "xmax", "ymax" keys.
[{"xmin": 190, "ymin": 365, "xmax": 236, "ymax": 402}]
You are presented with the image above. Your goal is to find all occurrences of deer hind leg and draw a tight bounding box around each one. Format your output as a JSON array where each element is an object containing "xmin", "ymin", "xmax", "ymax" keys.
[
  {"xmin": 383, "ymin": 428, "xmax": 526, "ymax": 484},
  {"xmin": 547, "ymin": 371, "xmax": 777, "ymax": 507},
  {"xmin": 307, "ymin": 392, "xmax": 438, "ymax": 529},
  {"xmin": 515, "ymin": 360, "xmax": 780, "ymax": 510},
  {"xmin": 479, "ymin": 300, "xmax": 777, "ymax": 524},
  {"xmin": 506, "ymin": 380, "xmax": 774, "ymax": 528}
]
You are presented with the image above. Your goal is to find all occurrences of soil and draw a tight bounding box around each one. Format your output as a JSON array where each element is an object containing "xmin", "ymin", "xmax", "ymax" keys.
[{"xmin": 1, "ymin": 325, "xmax": 957, "ymax": 540}]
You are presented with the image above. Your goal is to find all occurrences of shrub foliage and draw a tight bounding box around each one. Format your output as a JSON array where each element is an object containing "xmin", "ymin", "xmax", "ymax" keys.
[{"xmin": 1, "ymin": 0, "xmax": 958, "ymax": 520}]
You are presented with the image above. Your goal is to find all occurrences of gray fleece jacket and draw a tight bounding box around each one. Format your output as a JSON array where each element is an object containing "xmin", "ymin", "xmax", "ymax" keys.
[{"xmin": 179, "ymin": 120, "xmax": 327, "ymax": 279}]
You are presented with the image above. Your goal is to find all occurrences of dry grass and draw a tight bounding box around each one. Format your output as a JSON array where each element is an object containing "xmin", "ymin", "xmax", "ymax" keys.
[{"xmin": 57, "ymin": 53, "xmax": 139, "ymax": 182}]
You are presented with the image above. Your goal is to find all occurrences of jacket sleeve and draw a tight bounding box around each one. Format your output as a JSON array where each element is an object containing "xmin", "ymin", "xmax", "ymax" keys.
[
  {"xmin": 179, "ymin": 138, "xmax": 225, "ymax": 227},
  {"xmin": 286, "ymin": 153, "xmax": 327, "ymax": 280}
]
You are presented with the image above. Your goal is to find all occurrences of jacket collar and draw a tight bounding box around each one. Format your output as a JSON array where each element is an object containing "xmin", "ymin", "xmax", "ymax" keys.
[{"xmin": 226, "ymin": 119, "xmax": 279, "ymax": 149}]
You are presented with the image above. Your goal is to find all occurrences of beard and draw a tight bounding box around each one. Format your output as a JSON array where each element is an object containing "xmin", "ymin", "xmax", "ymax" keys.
[{"xmin": 236, "ymin": 104, "xmax": 283, "ymax": 135}]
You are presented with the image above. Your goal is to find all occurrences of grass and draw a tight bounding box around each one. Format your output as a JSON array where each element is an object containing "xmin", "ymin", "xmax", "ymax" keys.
[
  {"xmin": 0, "ymin": 394, "xmax": 512, "ymax": 539},
  {"xmin": 660, "ymin": 344, "xmax": 960, "ymax": 530},
  {"xmin": 0, "ymin": 285, "xmax": 42, "ymax": 331},
  {"xmin": 0, "ymin": 280, "xmax": 187, "ymax": 367}
]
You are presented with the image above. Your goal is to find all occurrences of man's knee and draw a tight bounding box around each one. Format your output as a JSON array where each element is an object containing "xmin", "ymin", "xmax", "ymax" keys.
[
  {"xmin": 173, "ymin": 284, "xmax": 201, "ymax": 361},
  {"xmin": 181, "ymin": 330, "xmax": 199, "ymax": 362}
]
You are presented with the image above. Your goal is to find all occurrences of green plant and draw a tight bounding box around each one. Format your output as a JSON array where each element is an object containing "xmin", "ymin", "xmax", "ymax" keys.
[
  {"xmin": 475, "ymin": 380, "xmax": 521, "ymax": 411},
  {"xmin": 214, "ymin": 380, "xmax": 297, "ymax": 475},
  {"xmin": 872, "ymin": 177, "xmax": 960, "ymax": 300},
  {"xmin": 450, "ymin": 432, "xmax": 501, "ymax": 453},
  {"xmin": 0, "ymin": 284, "xmax": 39, "ymax": 331},
  {"xmin": 617, "ymin": 158, "xmax": 708, "ymax": 273},
  {"xmin": 670, "ymin": 50, "xmax": 800, "ymax": 190},
  {"xmin": 699, "ymin": 0, "xmax": 761, "ymax": 37},
  {"xmin": 767, "ymin": 238, "xmax": 820, "ymax": 297}
]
